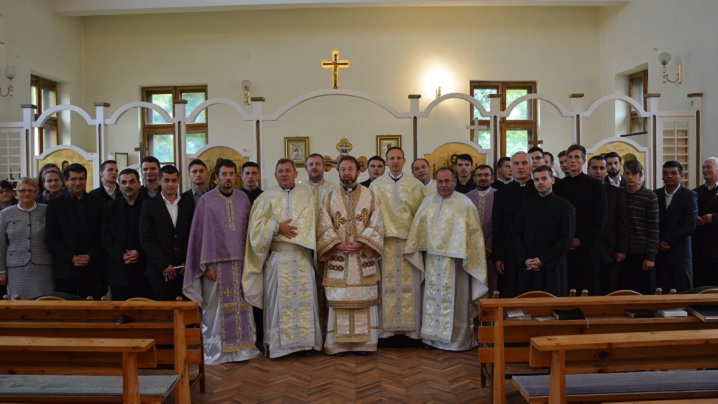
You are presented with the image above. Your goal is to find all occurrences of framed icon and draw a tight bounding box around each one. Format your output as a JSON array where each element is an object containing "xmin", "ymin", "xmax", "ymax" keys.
[
  {"xmin": 376, "ymin": 135, "xmax": 401, "ymax": 156},
  {"xmin": 285, "ymin": 137, "xmax": 310, "ymax": 168}
]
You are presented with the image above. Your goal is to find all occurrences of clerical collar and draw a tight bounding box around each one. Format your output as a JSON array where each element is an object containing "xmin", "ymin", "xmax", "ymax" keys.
[
  {"xmin": 281, "ymin": 184, "xmax": 296, "ymax": 192},
  {"xmin": 389, "ymin": 172, "xmax": 403, "ymax": 181},
  {"xmin": 342, "ymin": 184, "xmax": 357, "ymax": 193},
  {"xmin": 706, "ymin": 183, "xmax": 717, "ymax": 191},
  {"xmin": 499, "ymin": 178, "xmax": 512, "ymax": 184},
  {"xmin": 476, "ymin": 188, "xmax": 491, "ymax": 197}
]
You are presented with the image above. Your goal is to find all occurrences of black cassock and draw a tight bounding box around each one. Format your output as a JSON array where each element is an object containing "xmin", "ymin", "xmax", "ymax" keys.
[
  {"xmin": 512, "ymin": 193, "xmax": 575, "ymax": 296},
  {"xmin": 555, "ymin": 173, "xmax": 607, "ymax": 295}
]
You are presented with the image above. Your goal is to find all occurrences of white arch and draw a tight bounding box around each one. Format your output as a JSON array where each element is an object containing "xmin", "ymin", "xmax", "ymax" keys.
[
  {"xmin": 584, "ymin": 94, "xmax": 649, "ymax": 117},
  {"xmin": 263, "ymin": 89, "xmax": 408, "ymax": 121},
  {"xmin": 106, "ymin": 101, "xmax": 173, "ymax": 125},
  {"xmin": 420, "ymin": 137, "xmax": 488, "ymax": 157},
  {"xmin": 504, "ymin": 93, "xmax": 572, "ymax": 118},
  {"xmin": 35, "ymin": 105, "xmax": 94, "ymax": 127},
  {"xmin": 35, "ymin": 144, "xmax": 96, "ymax": 161},
  {"xmin": 188, "ymin": 98, "xmax": 252, "ymax": 123},
  {"xmin": 188, "ymin": 144, "xmax": 252, "ymax": 162},
  {"xmin": 419, "ymin": 93, "xmax": 490, "ymax": 119}
]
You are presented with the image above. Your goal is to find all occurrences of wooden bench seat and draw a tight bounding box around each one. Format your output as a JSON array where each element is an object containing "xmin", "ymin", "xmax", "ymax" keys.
[
  {"xmin": 512, "ymin": 329, "xmax": 718, "ymax": 403},
  {"xmin": 478, "ymin": 294, "xmax": 718, "ymax": 403},
  {"xmin": 0, "ymin": 336, "xmax": 178, "ymax": 403},
  {"xmin": 0, "ymin": 300, "xmax": 204, "ymax": 404}
]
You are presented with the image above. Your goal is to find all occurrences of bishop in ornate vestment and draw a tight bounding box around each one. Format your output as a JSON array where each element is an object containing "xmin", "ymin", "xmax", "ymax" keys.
[
  {"xmin": 242, "ymin": 159, "xmax": 323, "ymax": 358},
  {"xmin": 369, "ymin": 147, "xmax": 427, "ymax": 339},
  {"xmin": 405, "ymin": 167, "xmax": 488, "ymax": 351},
  {"xmin": 317, "ymin": 156, "xmax": 384, "ymax": 355},
  {"xmin": 184, "ymin": 160, "xmax": 260, "ymax": 365}
]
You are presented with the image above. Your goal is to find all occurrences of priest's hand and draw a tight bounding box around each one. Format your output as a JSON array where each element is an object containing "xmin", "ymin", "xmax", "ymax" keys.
[
  {"xmin": 525, "ymin": 258, "xmax": 542, "ymax": 271},
  {"xmin": 123, "ymin": 250, "xmax": 140, "ymax": 265},
  {"xmin": 163, "ymin": 265, "xmax": 176, "ymax": 281},
  {"xmin": 697, "ymin": 213, "xmax": 713, "ymax": 226},
  {"xmin": 278, "ymin": 219, "xmax": 298, "ymax": 238},
  {"xmin": 570, "ymin": 238, "xmax": 581, "ymax": 251},
  {"xmin": 337, "ymin": 241, "xmax": 361, "ymax": 254},
  {"xmin": 72, "ymin": 254, "xmax": 91, "ymax": 268},
  {"xmin": 642, "ymin": 260, "xmax": 655, "ymax": 271},
  {"xmin": 495, "ymin": 260, "xmax": 505, "ymax": 275},
  {"xmin": 659, "ymin": 241, "xmax": 671, "ymax": 252},
  {"xmin": 615, "ymin": 252, "xmax": 626, "ymax": 263},
  {"xmin": 205, "ymin": 265, "xmax": 217, "ymax": 281}
]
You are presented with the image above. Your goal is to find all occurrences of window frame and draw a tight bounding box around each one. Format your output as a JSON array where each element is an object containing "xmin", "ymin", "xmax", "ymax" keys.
[
  {"xmin": 469, "ymin": 80, "xmax": 538, "ymax": 157},
  {"xmin": 30, "ymin": 75, "xmax": 59, "ymax": 155},
  {"xmin": 628, "ymin": 70, "xmax": 648, "ymax": 134}
]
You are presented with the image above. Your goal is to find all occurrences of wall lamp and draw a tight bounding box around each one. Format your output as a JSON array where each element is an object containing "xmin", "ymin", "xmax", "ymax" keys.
[
  {"xmin": 659, "ymin": 52, "xmax": 682, "ymax": 84},
  {"xmin": 241, "ymin": 79, "xmax": 251, "ymax": 105},
  {"xmin": 0, "ymin": 65, "xmax": 16, "ymax": 97}
]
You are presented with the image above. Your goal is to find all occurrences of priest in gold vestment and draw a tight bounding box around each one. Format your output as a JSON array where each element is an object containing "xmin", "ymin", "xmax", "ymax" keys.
[
  {"xmin": 317, "ymin": 156, "xmax": 384, "ymax": 355},
  {"xmin": 405, "ymin": 168, "xmax": 488, "ymax": 351},
  {"xmin": 242, "ymin": 159, "xmax": 323, "ymax": 358},
  {"xmin": 370, "ymin": 147, "xmax": 427, "ymax": 339}
]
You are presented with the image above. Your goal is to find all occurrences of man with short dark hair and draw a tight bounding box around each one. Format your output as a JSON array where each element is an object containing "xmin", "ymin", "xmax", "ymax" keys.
[
  {"xmin": 361, "ymin": 156, "xmax": 385, "ymax": 188},
  {"xmin": 605, "ymin": 152, "xmax": 626, "ymax": 187},
  {"xmin": 140, "ymin": 165, "xmax": 195, "ymax": 300},
  {"xmin": 492, "ymin": 157, "xmax": 512, "ymax": 189},
  {"xmin": 588, "ymin": 155, "xmax": 628, "ymax": 294},
  {"xmin": 528, "ymin": 147, "xmax": 544, "ymax": 169},
  {"xmin": 46, "ymin": 163, "xmax": 105, "ymax": 299},
  {"xmin": 405, "ymin": 167, "xmax": 487, "ymax": 350},
  {"xmin": 512, "ymin": 166, "xmax": 574, "ymax": 296},
  {"xmin": 140, "ymin": 156, "xmax": 161, "ymax": 198},
  {"xmin": 90, "ymin": 160, "xmax": 120, "ymax": 202},
  {"xmin": 467, "ymin": 165, "xmax": 497, "ymax": 292},
  {"xmin": 693, "ymin": 157, "xmax": 718, "ymax": 287},
  {"xmin": 184, "ymin": 159, "xmax": 260, "ymax": 364},
  {"xmin": 181, "ymin": 159, "xmax": 208, "ymax": 204},
  {"xmin": 455, "ymin": 154, "xmax": 475, "ymax": 194},
  {"xmin": 102, "ymin": 168, "xmax": 152, "ymax": 300},
  {"xmin": 240, "ymin": 161, "xmax": 263, "ymax": 205},
  {"xmin": 654, "ymin": 161, "xmax": 697, "ymax": 292},
  {"xmin": 411, "ymin": 158, "xmax": 434, "ymax": 191},
  {"xmin": 558, "ymin": 150, "xmax": 570, "ymax": 177},
  {"xmin": 555, "ymin": 144, "xmax": 607, "ymax": 295}
]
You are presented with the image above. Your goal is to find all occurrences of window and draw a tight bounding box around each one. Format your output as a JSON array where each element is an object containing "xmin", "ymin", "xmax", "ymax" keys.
[
  {"xmin": 628, "ymin": 70, "xmax": 648, "ymax": 133},
  {"xmin": 141, "ymin": 86, "xmax": 208, "ymax": 166},
  {"xmin": 30, "ymin": 75, "xmax": 59, "ymax": 155},
  {"xmin": 469, "ymin": 81, "xmax": 538, "ymax": 158}
]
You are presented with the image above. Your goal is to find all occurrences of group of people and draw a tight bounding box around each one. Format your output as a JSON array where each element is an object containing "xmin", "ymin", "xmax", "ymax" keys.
[{"xmin": 0, "ymin": 143, "xmax": 716, "ymax": 367}]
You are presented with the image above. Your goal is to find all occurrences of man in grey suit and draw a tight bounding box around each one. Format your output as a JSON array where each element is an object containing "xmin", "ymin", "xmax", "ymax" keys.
[{"xmin": 655, "ymin": 161, "xmax": 697, "ymax": 292}]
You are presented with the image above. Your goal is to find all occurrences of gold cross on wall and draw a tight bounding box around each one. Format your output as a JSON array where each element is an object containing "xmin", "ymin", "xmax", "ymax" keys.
[{"xmin": 321, "ymin": 50, "xmax": 350, "ymax": 90}]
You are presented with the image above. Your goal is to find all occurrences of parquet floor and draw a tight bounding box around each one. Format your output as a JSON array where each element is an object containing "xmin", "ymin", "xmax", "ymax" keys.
[{"xmin": 181, "ymin": 346, "xmax": 526, "ymax": 403}]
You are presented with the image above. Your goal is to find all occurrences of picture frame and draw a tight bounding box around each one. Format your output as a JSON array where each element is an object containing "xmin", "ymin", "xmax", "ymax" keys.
[
  {"xmin": 285, "ymin": 137, "xmax": 310, "ymax": 167},
  {"xmin": 376, "ymin": 135, "xmax": 401, "ymax": 157},
  {"xmin": 113, "ymin": 152, "xmax": 129, "ymax": 171}
]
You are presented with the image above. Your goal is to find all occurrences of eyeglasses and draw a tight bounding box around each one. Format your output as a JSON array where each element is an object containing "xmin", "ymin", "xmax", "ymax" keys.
[
  {"xmin": 16, "ymin": 189, "xmax": 36, "ymax": 194},
  {"xmin": 0, "ymin": 189, "xmax": 11, "ymax": 194}
]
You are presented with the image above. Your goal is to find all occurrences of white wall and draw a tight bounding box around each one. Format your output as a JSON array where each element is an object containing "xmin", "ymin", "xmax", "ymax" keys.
[
  {"xmin": 0, "ymin": 0, "xmax": 84, "ymax": 146},
  {"xmin": 81, "ymin": 6, "xmax": 602, "ymax": 182},
  {"xmin": 598, "ymin": 0, "xmax": 718, "ymax": 160}
]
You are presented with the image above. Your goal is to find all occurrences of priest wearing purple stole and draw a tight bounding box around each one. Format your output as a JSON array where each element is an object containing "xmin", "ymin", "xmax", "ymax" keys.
[{"xmin": 184, "ymin": 159, "xmax": 260, "ymax": 365}]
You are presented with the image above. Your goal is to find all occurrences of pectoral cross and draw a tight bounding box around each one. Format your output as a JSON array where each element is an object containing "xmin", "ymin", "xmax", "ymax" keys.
[
  {"xmin": 223, "ymin": 288, "xmax": 232, "ymax": 298},
  {"xmin": 321, "ymin": 50, "xmax": 350, "ymax": 90}
]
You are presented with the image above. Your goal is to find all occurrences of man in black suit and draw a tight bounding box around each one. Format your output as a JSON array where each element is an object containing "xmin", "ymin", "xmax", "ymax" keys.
[
  {"xmin": 692, "ymin": 157, "xmax": 718, "ymax": 288},
  {"xmin": 102, "ymin": 168, "xmax": 152, "ymax": 300},
  {"xmin": 588, "ymin": 155, "xmax": 628, "ymax": 294},
  {"xmin": 654, "ymin": 161, "xmax": 697, "ymax": 292},
  {"xmin": 605, "ymin": 152, "xmax": 627, "ymax": 188},
  {"xmin": 140, "ymin": 165, "xmax": 195, "ymax": 301},
  {"xmin": 180, "ymin": 159, "xmax": 208, "ymax": 205},
  {"xmin": 46, "ymin": 163, "xmax": 106, "ymax": 299},
  {"xmin": 89, "ymin": 159, "xmax": 121, "ymax": 202}
]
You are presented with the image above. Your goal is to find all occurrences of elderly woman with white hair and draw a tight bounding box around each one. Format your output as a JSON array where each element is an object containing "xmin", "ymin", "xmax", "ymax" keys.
[{"xmin": 0, "ymin": 177, "xmax": 54, "ymax": 299}]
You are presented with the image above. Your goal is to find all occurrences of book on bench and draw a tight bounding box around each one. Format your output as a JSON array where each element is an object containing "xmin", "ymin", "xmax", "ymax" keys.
[
  {"xmin": 552, "ymin": 308, "xmax": 585, "ymax": 320},
  {"xmin": 687, "ymin": 305, "xmax": 718, "ymax": 322},
  {"xmin": 505, "ymin": 309, "xmax": 532, "ymax": 321},
  {"xmin": 626, "ymin": 309, "xmax": 656, "ymax": 318},
  {"xmin": 656, "ymin": 308, "xmax": 688, "ymax": 318}
]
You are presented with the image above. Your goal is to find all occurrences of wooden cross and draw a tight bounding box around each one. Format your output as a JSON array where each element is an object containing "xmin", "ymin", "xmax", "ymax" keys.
[
  {"xmin": 134, "ymin": 142, "xmax": 148, "ymax": 160},
  {"xmin": 223, "ymin": 288, "xmax": 232, "ymax": 298},
  {"xmin": 527, "ymin": 137, "xmax": 544, "ymax": 148},
  {"xmin": 321, "ymin": 50, "xmax": 350, "ymax": 90}
]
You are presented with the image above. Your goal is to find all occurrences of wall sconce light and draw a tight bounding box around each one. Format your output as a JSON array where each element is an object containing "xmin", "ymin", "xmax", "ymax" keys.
[
  {"xmin": 0, "ymin": 65, "xmax": 16, "ymax": 97},
  {"xmin": 659, "ymin": 52, "xmax": 682, "ymax": 84},
  {"xmin": 241, "ymin": 79, "xmax": 251, "ymax": 105},
  {"xmin": 436, "ymin": 86, "xmax": 442, "ymax": 99}
]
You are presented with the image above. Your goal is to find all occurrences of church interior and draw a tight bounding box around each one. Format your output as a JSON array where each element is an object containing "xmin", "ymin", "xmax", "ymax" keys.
[{"xmin": 0, "ymin": 1, "xmax": 717, "ymax": 402}]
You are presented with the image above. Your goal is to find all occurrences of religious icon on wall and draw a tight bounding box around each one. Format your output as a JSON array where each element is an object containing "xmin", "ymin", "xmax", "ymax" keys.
[
  {"xmin": 37, "ymin": 148, "xmax": 95, "ymax": 192},
  {"xmin": 285, "ymin": 137, "xmax": 310, "ymax": 168},
  {"xmin": 195, "ymin": 146, "xmax": 248, "ymax": 190},
  {"xmin": 376, "ymin": 135, "xmax": 401, "ymax": 157}
]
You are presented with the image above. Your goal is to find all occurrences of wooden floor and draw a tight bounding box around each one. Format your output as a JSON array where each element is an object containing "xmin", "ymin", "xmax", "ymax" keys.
[{"xmin": 180, "ymin": 346, "xmax": 526, "ymax": 403}]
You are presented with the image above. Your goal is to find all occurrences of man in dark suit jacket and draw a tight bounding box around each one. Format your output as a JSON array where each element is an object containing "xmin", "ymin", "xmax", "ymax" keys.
[
  {"xmin": 89, "ymin": 159, "xmax": 121, "ymax": 202},
  {"xmin": 46, "ymin": 163, "xmax": 105, "ymax": 299},
  {"xmin": 588, "ymin": 155, "xmax": 628, "ymax": 294},
  {"xmin": 655, "ymin": 161, "xmax": 698, "ymax": 292},
  {"xmin": 102, "ymin": 168, "xmax": 151, "ymax": 300},
  {"xmin": 140, "ymin": 165, "xmax": 195, "ymax": 301},
  {"xmin": 692, "ymin": 157, "xmax": 718, "ymax": 288}
]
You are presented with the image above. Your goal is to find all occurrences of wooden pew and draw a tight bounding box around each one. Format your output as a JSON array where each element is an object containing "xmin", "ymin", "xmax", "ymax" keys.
[
  {"xmin": 0, "ymin": 300, "xmax": 204, "ymax": 404},
  {"xmin": 0, "ymin": 336, "xmax": 177, "ymax": 403},
  {"xmin": 513, "ymin": 329, "xmax": 718, "ymax": 403},
  {"xmin": 478, "ymin": 293, "xmax": 718, "ymax": 403}
]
